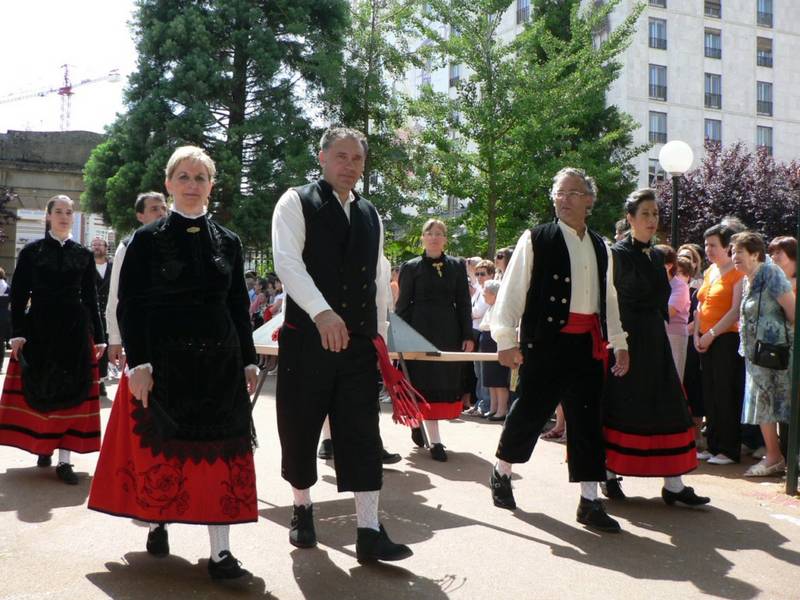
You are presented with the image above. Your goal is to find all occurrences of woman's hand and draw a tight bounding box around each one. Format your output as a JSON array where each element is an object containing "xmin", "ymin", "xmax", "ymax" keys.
[
  {"xmin": 462, "ymin": 339, "xmax": 475, "ymax": 352},
  {"xmin": 697, "ymin": 332, "xmax": 714, "ymax": 353},
  {"xmin": 129, "ymin": 368, "xmax": 154, "ymax": 407},
  {"xmin": 10, "ymin": 338, "xmax": 25, "ymax": 361},
  {"xmin": 611, "ymin": 349, "xmax": 630, "ymax": 377},
  {"xmin": 245, "ymin": 366, "xmax": 258, "ymax": 395}
]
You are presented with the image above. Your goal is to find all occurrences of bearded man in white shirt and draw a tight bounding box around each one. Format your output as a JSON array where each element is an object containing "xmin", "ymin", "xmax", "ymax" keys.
[{"xmin": 489, "ymin": 167, "xmax": 630, "ymax": 533}]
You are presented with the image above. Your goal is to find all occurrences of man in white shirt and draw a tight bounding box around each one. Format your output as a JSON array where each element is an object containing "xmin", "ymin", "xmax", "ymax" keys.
[
  {"xmin": 272, "ymin": 127, "xmax": 411, "ymax": 563},
  {"xmin": 106, "ymin": 192, "xmax": 168, "ymax": 370},
  {"xmin": 489, "ymin": 167, "xmax": 630, "ymax": 533}
]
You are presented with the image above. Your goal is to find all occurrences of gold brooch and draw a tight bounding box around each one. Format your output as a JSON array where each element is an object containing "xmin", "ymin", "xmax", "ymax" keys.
[
  {"xmin": 432, "ymin": 262, "xmax": 444, "ymax": 277},
  {"xmin": 186, "ymin": 226, "xmax": 201, "ymax": 234}
]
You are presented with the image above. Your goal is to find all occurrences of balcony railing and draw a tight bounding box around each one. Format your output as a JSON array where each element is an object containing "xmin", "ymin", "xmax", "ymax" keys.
[
  {"xmin": 705, "ymin": 46, "xmax": 722, "ymax": 59},
  {"xmin": 705, "ymin": 3, "xmax": 721, "ymax": 18},
  {"xmin": 757, "ymin": 11, "xmax": 773, "ymax": 28},
  {"xmin": 517, "ymin": 6, "xmax": 530, "ymax": 24},
  {"xmin": 757, "ymin": 54, "xmax": 773, "ymax": 67},
  {"xmin": 649, "ymin": 37, "xmax": 667, "ymax": 50},
  {"xmin": 649, "ymin": 131, "xmax": 668, "ymax": 144},
  {"xmin": 757, "ymin": 100, "xmax": 773, "ymax": 116},
  {"xmin": 705, "ymin": 93, "xmax": 722, "ymax": 109},
  {"xmin": 649, "ymin": 84, "xmax": 667, "ymax": 100}
]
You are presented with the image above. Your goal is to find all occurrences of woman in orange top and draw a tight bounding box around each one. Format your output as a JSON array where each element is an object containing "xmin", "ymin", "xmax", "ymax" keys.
[{"xmin": 694, "ymin": 222, "xmax": 746, "ymax": 465}]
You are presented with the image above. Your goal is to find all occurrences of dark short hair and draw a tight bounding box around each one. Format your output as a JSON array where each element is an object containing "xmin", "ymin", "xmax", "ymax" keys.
[
  {"xmin": 615, "ymin": 219, "xmax": 629, "ymax": 235},
  {"xmin": 676, "ymin": 256, "xmax": 693, "ymax": 278},
  {"xmin": 135, "ymin": 191, "xmax": 166, "ymax": 214},
  {"xmin": 655, "ymin": 244, "xmax": 677, "ymax": 277},
  {"xmin": 624, "ymin": 188, "xmax": 658, "ymax": 216},
  {"xmin": 768, "ymin": 236, "xmax": 797, "ymax": 262},
  {"xmin": 730, "ymin": 231, "xmax": 766, "ymax": 262},
  {"xmin": 704, "ymin": 222, "xmax": 741, "ymax": 248},
  {"xmin": 320, "ymin": 127, "xmax": 368, "ymax": 155},
  {"xmin": 476, "ymin": 259, "xmax": 496, "ymax": 275}
]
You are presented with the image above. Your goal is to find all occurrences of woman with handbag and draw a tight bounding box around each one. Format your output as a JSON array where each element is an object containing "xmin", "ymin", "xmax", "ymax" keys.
[{"xmin": 731, "ymin": 232, "xmax": 795, "ymax": 477}]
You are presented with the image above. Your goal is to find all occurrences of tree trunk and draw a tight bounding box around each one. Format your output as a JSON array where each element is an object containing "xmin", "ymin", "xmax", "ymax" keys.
[{"xmin": 220, "ymin": 22, "xmax": 248, "ymax": 223}]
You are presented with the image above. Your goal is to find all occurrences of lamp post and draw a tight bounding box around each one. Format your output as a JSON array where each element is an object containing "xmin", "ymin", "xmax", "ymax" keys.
[
  {"xmin": 658, "ymin": 141, "xmax": 694, "ymax": 247},
  {"xmin": 787, "ymin": 197, "xmax": 800, "ymax": 496}
]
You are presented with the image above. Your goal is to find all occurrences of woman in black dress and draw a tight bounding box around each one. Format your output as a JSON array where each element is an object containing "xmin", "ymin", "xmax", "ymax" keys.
[
  {"xmin": 0, "ymin": 195, "xmax": 105, "ymax": 484},
  {"xmin": 396, "ymin": 219, "xmax": 473, "ymax": 461},
  {"xmin": 602, "ymin": 189, "xmax": 709, "ymax": 507}
]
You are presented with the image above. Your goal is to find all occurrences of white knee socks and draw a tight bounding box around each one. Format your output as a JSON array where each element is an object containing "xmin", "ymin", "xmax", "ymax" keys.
[
  {"xmin": 148, "ymin": 522, "xmax": 166, "ymax": 532},
  {"xmin": 208, "ymin": 525, "xmax": 230, "ymax": 562},
  {"xmin": 425, "ymin": 420, "xmax": 441, "ymax": 444},
  {"xmin": 663, "ymin": 476, "xmax": 685, "ymax": 493},
  {"xmin": 580, "ymin": 482, "xmax": 599, "ymax": 501},
  {"xmin": 321, "ymin": 417, "xmax": 331, "ymax": 441},
  {"xmin": 354, "ymin": 490, "xmax": 380, "ymax": 531},
  {"xmin": 292, "ymin": 487, "xmax": 312, "ymax": 507},
  {"xmin": 495, "ymin": 459, "xmax": 513, "ymax": 477},
  {"xmin": 58, "ymin": 449, "xmax": 71, "ymax": 465}
]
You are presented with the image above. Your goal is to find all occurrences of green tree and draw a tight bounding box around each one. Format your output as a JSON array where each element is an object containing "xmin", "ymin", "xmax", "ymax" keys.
[
  {"xmin": 410, "ymin": 0, "xmax": 644, "ymax": 257},
  {"xmin": 82, "ymin": 0, "xmax": 348, "ymax": 251}
]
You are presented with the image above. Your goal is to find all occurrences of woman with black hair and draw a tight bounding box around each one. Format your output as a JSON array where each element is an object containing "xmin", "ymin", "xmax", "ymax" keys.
[{"xmin": 602, "ymin": 189, "xmax": 709, "ymax": 507}]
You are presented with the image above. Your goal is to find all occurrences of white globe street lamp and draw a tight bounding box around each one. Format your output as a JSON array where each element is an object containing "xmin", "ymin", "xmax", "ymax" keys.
[{"xmin": 658, "ymin": 141, "xmax": 694, "ymax": 247}]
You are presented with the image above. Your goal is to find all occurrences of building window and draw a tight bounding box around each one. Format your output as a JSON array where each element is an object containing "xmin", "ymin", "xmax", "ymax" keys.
[
  {"xmin": 449, "ymin": 63, "xmax": 461, "ymax": 87},
  {"xmin": 704, "ymin": 29, "xmax": 721, "ymax": 59},
  {"xmin": 757, "ymin": 126, "xmax": 773, "ymax": 155},
  {"xmin": 757, "ymin": 0, "xmax": 773, "ymax": 28},
  {"xmin": 757, "ymin": 81, "xmax": 773, "ymax": 116},
  {"xmin": 649, "ymin": 111, "xmax": 667, "ymax": 144},
  {"xmin": 705, "ymin": 73, "xmax": 722, "ymax": 109},
  {"xmin": 704, "ymin": 119, "xmax": 722, "ymax": 143},
  {"xmin": 421, "ymin": 57, "xmax": 432, "ymax": 86},
  {"xmin": 649, "ymin": 0, "xmax": 666, "ymax": 7},
  {"xmin": 757, "ymin": 37, "xmax": 773, "ymax": 67},
  {"xmin": 705, "ymin": 1, "xmax": 721, "ymax": 18},
  {"xmin": 649, "ymin": 64, "xmax": 667, "ymax": 101},
  {"xmin": 516, "ymin": 0, "xmax": 530, "ymax": 24},
  {"xmin": 648, "ymin": 158, "xmax": 666, "ymax": 186},
  {"xmin": 649, "ymin": 18, "xmax": 667, "ymax": 50}
]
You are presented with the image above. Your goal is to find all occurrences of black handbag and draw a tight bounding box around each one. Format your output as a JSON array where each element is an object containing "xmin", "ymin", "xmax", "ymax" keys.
[{"xmin": 752, "ymin": 283, "xmax": 790, "ymax": 370}]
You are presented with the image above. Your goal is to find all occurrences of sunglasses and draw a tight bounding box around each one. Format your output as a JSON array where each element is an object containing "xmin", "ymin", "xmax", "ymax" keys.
[{"xmin": 476, "ymin": 271, "xmax": 488, "ymax": 276}]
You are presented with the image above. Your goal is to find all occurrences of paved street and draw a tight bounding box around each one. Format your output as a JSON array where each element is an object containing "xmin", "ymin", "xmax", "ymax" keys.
[{"xmin": 1, "ymin": 374, "xmax": 799, "ymax": 600}]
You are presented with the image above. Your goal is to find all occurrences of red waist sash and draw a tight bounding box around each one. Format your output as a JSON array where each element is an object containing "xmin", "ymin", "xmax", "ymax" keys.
[{"xmin": 560, "ymin": 312, "xmax": 609, "ymax": 373}]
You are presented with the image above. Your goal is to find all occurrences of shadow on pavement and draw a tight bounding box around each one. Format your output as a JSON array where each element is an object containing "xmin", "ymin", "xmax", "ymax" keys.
[
  {"xmin": 403, "ymin": 449, "xmax": 498, "ymax": 488},
  {"xmin": 0, "ymin": 466, "xmax": 90, "ymax": 523},
  {"xmin": 86, "ymin": 551, "xmax": 274, "ymax": 599}
]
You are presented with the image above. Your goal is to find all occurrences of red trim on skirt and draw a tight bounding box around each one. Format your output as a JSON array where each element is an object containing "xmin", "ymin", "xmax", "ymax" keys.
[
  {"xmin": 0, "ymin": 357, "xmax": 101, "ymax": 455},
  {"xmin": 419, "ymin": 400, "xmax": 463, "ymax": 421},
  {"xmin": 603, "ymin": 426, "xmax": 698, "ymax": 477},
  {"xmin": 88, "ymin": 373, "xmax": 257, "ymax": 525}
]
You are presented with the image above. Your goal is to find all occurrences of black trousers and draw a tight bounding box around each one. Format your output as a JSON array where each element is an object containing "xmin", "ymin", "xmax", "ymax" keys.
[
  {"xmin": 276, "ymin": 326, "xmax": 382, "ymax": 492},
  {"xmin": 496, "ymin": 332, "xmax": 606, "ymax": 482},
  {"xmin": 700, "ymin": 332, "xmax": 745, "ymax": 461}
]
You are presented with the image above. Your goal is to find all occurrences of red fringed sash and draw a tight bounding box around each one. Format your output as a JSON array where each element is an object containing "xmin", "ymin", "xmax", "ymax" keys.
[{"xmin": 371, "ymin": 335, "xmax": 430, "ymax": 428}]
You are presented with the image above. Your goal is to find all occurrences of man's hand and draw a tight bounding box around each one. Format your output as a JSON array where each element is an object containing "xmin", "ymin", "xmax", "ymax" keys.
[
  {"xmin": 10, "ymin": 338, "xmax": 25, "ymax": 361},
  {"xmin": 497, "ymin": 347, "xmax": 524, "ymax": 369},
  {"xmin": 108, "ymin": 344, "xmax": 125, "ymax": 369},
  {"xmin": 245, "ymin": 367, "xmax": 258, "ymax": 395},
  {"xmin": 129, "ymin": 368, "xmax": 154, "ymax": 408},
  {"xmin": 313, "ymin": 310, "xmax": 350, "ymax": 352},
  {"xmin": 611, "ymin": 349, "xmax": 630, "ymax": 377},
  {"xmin": 94, "ymin": 344, "xmax": 107, "ymax": 361},
  {"xmin": 462, "ymin": 339, "xmax": 475, "ymax": 352}
]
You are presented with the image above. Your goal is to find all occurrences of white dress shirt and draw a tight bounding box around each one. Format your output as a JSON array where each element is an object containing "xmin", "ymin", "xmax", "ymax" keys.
[
  {"xmin": 105, "ymin": 241, "xmax": 128, "ymax": 345},
  {"xmin": 491, "ymin": 222, "xmax": 628, "ymax": 352},
  {"xmin": 271, "ymin": 184, "xmax": 390, "ymax": 337},
  {"xmin": 472, "ymin": 288, "xmax": 489, "ymax": 329}
]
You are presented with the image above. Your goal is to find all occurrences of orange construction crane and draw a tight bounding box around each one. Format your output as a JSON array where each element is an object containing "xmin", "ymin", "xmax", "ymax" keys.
[{"xmin": 0, "ymin": 65, "xmax": 121, "ymax": 131}]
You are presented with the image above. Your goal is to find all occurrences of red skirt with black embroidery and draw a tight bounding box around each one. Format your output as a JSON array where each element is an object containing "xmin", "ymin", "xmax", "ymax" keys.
[
  {"xmin": 603, "ymin": 426, "xmax": 697, "ymax": 477},
  {"xmin": 88, "ymin": 373, "xmax": 258, "ymax": 525},
  {"xmin": 0, "ymin": 357, "xmax": 101, "ymax": 455}
]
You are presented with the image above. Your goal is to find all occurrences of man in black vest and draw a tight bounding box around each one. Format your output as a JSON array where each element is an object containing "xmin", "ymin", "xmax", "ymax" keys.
[
  {"xmin": 272, "ymin": 127, "xmax": 412, "ymax": 563},
  {"xmin": 489, "ymin": 167, "xmax": 630, "ymax": 533}
]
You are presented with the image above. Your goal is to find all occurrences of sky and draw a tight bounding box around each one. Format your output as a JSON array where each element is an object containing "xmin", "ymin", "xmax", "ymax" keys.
[{"xmin": 0, "ymin": 1, "xmax": 138, "ymax": 134}]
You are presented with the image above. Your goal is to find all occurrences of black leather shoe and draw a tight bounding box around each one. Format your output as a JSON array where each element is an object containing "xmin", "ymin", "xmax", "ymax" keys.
[
  {"xmin": 208, "ymin": 550, "xmax": 252, "ymax": 581},
  {"xmin": 37, "ymin": 454, "xmax": 52, "ymax": 468},
  {"xmin": 317, "ymin": 439, "xmax": 333, "ymax": 460},
  {"xmin": 600, "ymin": 477, "xmax": 627, "ymax": 500},
  {"xmin": 491, "ymin": 468, "xmax": 516, "ymax": 510},
  {"xmin": 662, "ymin": 486, "xmax": 710, "ymax": 507},
  {"xmin": 356, "ymin": 524, "xmax": 413, "ymax": 563},
  {"xmin": 411, "ymin": 427, "xmax": 424, "ymax": 448},
  {"xmin": 55, "ymin": 463, "xmax": 78, "ymax": 485},
  {"xmin": 576, "ymin": 497, "xmax": 621, "ymax": 533},
  {"xmin": 99, "ymin": 382, "xmax": 107, "ymax": 397},
  {"xmin": 146, "ymin": 524, "xmax": 169, "ymax": 557},
  {"xmin": 430, "ymin": 443, "xmax": 447, "ymax": 462},
  {"xmin": 289, "ymin": 504, "xmax": 317, "ymax": 548},
  {"xmin": 381, "ymin": 448, "xmax": 402, "ymax": 465}
]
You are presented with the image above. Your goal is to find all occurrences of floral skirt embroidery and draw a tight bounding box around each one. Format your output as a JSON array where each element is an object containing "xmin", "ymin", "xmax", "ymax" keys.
[{"xmin": 88, "ymin": 373, "xmax": 257, "ymax": 525}]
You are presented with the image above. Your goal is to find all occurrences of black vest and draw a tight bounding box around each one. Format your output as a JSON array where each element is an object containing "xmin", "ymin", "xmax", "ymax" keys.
[
  {"xmin": 284, "ymin": 180, "xmax": 380, "ymax": 337},
  {"xmin": 520, "ymin": 222, "xmax": 608, "ymax": 345}
]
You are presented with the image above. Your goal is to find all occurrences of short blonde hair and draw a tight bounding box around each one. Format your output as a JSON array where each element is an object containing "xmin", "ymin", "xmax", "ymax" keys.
[
  {"xmin": 422, "ymin": 218, "xmax": 447, "ymax": 236},
  {"xmin": 165, "ymin": 146, "xmax": 216, "ymax": 181}
]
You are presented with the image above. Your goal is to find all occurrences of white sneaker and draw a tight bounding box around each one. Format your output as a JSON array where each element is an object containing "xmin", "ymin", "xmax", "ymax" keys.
[
  {"xmin": 696, "ymin": 450, "xmax": 713, "ymax": 460},
  {"xmin": 707, "ymin": 453, "xmax": 736, "ymax": 465}
]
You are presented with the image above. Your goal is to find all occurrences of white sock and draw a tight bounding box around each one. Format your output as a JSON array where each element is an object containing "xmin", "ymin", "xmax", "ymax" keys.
[
  {"xmin": 208, "ymin": 525, "xmax": 230, "ymax": 562},
  {"xmin": 58, "ymin": 449, "xmax": 71, "ymax": 465},
  {"xmin": 354, "ymin": 490, "xmax": 380, "ymax": 531},
  {"xmin": 426, "ymin": 420, "xmax": 441, "ymax": 444},
  {"xmin": 606, "ymin": 469, "xmax": 616, "ymax": 480},
  {"xmin": 321, "ymin": 417, "xmax": 331, "ymax": 441},
  {"xmin": 292, "ymin": 487, "xmax": 312, "ymax": 508},
  {"xmin": 148, "ymin": 523, "xmax": 166, "ymax": 532},
  {"xmin": 495, "ymin": 459, "xmax": 513, "ymax": 478},
  {"xmin": 663, "ymin": 476, "xmax": 685, "ymax": 493},
  {"xmin": 580, "ymin": 482, "xmax": 599, "ymax": 501}
]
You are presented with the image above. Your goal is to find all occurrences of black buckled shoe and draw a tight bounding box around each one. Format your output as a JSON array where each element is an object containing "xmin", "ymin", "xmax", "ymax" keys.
[
  {"xmin": 600, "ymin": 477, "xmax": 627, "ymax": 500},
  {"xmin": 381, "ymin": 448, "xmax": 402, "ymax": 465},
  {"xmin": 356, "ymin": 523, "xmax": 413, "ymax": 563},
  {"xmin": 208, "ymin": 550, "xmax": 252, "ymax": 581},
  {"xmin": 289, "ymin": 504, "xmax": 317, "ymax": 548},
  {"xmin": 411, "ymin": 427, "xmax": 424, "ymax": 448},
  {"xmin": 430, "ymin": 443, "xmax": 447, "ymax": 462},
  {"xmin": 576, "ymin": 497, "xmax": 621, "ymax": 533},
  {"xmin": 317, "ymin": 439, "xmax": 333, "ymax": 460},
  {"xmin": 37, "ymin": 454, "xmax": 52, "ymax": 468},
  {"xmin": 55, "ymin": 463, "xmax": 79, "ymax": 485},
  {"xmin": 662, "ymin": 486, "xmax": 710, "ymax": 507},
  {"xmin": 491, "ymin": 468, "xmax": 516, "ymax": 510},
  {"xmin": 146, "ymin": 524, "xmax": 169, "ymax": 557}
]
